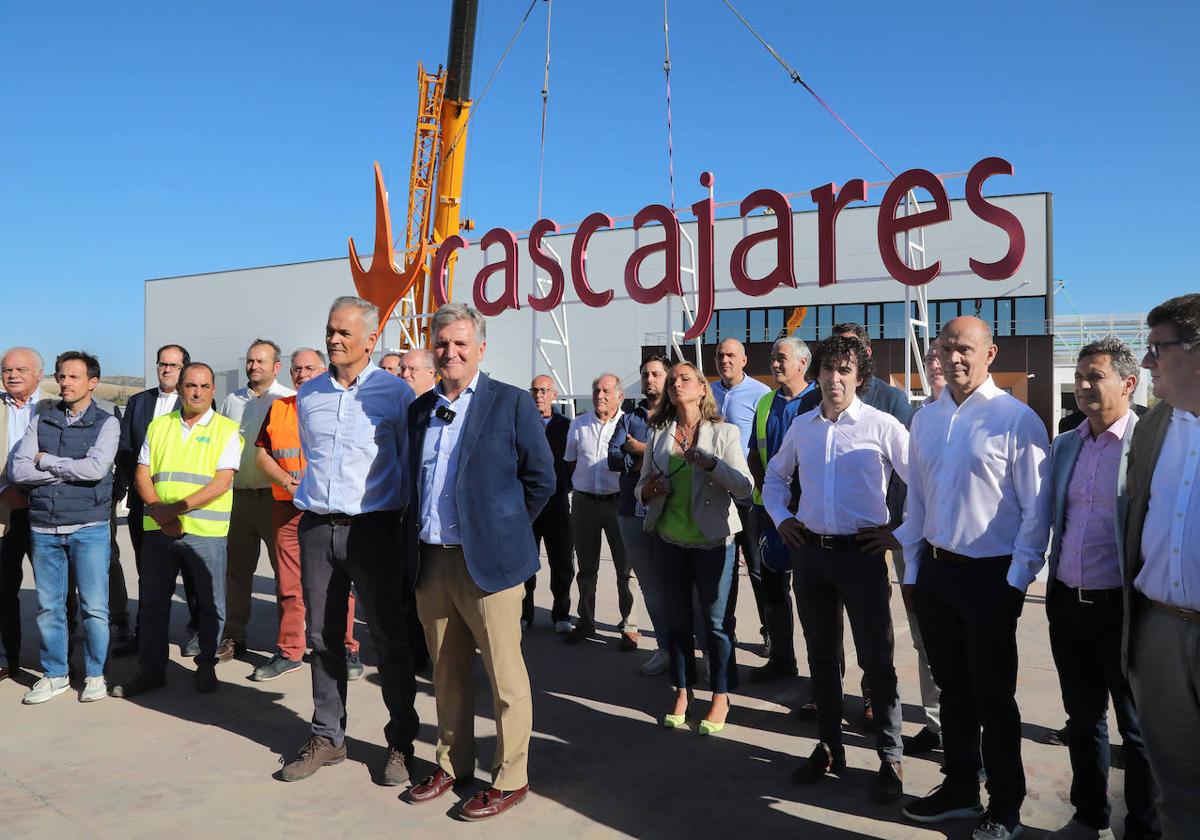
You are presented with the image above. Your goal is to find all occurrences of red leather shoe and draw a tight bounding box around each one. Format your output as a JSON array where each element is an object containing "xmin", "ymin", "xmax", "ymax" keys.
[
  {"xmin": 407, "ymin": 769, "xmax": 456, "ymax": 803},
  {"xmin": 461, "ymin": 785, "xmax": 529, "ymax": 820}
]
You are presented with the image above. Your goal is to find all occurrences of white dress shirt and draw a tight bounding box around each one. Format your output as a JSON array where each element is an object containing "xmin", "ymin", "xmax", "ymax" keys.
[
  {"xmin": 220, "ymin": 379, "xmax": 295, "ymax": 489},
  {"xmin": 294, "ymin": 363, "xmax": 414, "ymax": 516},
  {"xmin": 154, "ymin": 388, "xmax": 179, "ymax": 419},
  {"xmin": 898, "ymin": 376, "xmax": 1051, "ymax": 591},
  {"xmin": 566, "ymin": 410, "xmax": 624, "ymax": 494},
  {"xmin": 1135, "ymin": 407, "xmax": 1200, "ymax": 610},
  {"xmin": 137, "ymin": 407, "xmax": 243, "ymax": 471},
  {"xmin": 763, "ymin": 397, "xmax": 909, "ymax": 534}
]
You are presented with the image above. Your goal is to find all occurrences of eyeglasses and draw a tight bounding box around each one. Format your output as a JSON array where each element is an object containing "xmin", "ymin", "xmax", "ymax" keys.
[
  {"xmin": 529, "ymin": 387, "xmax": 554, "ymax": 395},
  {"xmin": 1145, "ymin": 340, "xmax": 1190, "ymax": 360},
  {"xmin": 157, "ymin": 362, "xmax": 182, "ymax": 370}
]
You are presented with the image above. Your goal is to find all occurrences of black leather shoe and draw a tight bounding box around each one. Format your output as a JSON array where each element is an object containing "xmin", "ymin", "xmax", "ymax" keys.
[
  {"xmin": 791, "ymin": 742, "xmax": 846, "ymax": 784},
  {"xmin": 870, "ymin": 760, "xmax": 904, "ymax": 803},
  {"xmin": 111, "ymin": 669, "xmax": 166, "ymax": 698},
  {"xmin": 748, "ymin": 658, "xmax": 798, "ymax": 683},
  {"xmin": 903, "ymin": 726, "xmax": 942, "ymax": 756}
]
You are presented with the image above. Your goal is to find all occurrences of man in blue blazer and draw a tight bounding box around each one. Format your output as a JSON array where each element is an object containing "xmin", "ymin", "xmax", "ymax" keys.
[
  {"xmin": 404, "ymin": 304, "xmax": 555, "ymax": 822},
  {"xmin": 114, "ymin": 343, "xmax": 201, "ymax": 656},
  {"xmin": 1045, "ymin": 337, "xmax": 1158, "ymax": 840}
]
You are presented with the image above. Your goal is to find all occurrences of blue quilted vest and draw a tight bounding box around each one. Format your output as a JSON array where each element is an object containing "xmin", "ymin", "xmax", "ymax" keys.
[{"xmin": 27, "ymin": 401, "xmax": 114, "ymax": 528}]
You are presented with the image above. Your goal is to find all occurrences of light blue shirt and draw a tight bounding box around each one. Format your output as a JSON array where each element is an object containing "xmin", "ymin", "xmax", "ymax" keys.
[
  {"xmin": 294, "ymin": 363, "xmax": 414, "ymax": 516},
  {"xmin": 711, "ymin": 375, "xmax": 771, "ymax": 455},
  {"xmin": 419, "ymin": 371, "xmax": 480, "ymax": 545}
]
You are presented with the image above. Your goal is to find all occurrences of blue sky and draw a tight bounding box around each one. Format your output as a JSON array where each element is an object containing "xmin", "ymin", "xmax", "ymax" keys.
[{"xmin": 2, "ymin": 1, "xmax": 1196, "ymax": 376}]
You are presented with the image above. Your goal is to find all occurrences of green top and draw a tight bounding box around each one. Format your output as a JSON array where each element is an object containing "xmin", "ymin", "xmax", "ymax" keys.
[{"xmin": 656, "ymin": 454, "xmax": 710, "ymax": 546}]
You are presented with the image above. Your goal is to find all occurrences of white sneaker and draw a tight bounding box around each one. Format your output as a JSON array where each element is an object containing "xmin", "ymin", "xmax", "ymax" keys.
[
  {"xmin": 22, "ymin": 675, "xmax": 70, "ymax": 705},
  {"xmin": 554, "ymin": 620, "xmax": 574, "ymax": 634},
  {"xmin": 638, "ymin": 649, "xmax": 670, "ymax": 676},
  {"xmin": 80, "ymin": 676, "xmax": 107, "ymax": 703}
]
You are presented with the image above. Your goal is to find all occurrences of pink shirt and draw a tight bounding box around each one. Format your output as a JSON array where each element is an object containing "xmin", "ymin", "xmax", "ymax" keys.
[{"xmin": 1056, "ymin": 412, "xmax": 1131, "ymax": 589}]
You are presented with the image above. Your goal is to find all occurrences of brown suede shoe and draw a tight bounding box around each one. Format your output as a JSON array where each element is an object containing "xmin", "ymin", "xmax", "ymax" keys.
[
  {"xmin": 216, "ymin": 638, "xmax": 245, "ymax": 663},
  {"xmin": 461, "ymin": 785, "xmax": 529, "ymax": 821},
  {"xmin": 380, "ymin": 747, "xmax": 412, "ymax": 786},
  {"xmin": 407, "ymin": 769, "xmax": 457, "ymax": 803},
  {"xmin": 278, "ymin": 735, "xmax": 347, "ymax": 782}
]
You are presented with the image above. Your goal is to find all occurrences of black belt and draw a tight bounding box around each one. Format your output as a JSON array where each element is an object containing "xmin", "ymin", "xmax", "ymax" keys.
[
  {"xmin": 308, "ymin": 509, "xmax": 400, "ymax": 527},
  {"xmin": 576, "ymin": 491, "xmax": 619, "ymax": 501},
  {"xmin": 1053, "ymin": 581, "xmax": 1120, "ymax": 605},
  {"xmin": 801, "ymin": 529, "xmax": 859, "ymax": 551},
  {"xmin": 419, "ymin": 541, "xmax": 461, "ymax": 551},
  {"xmin": 1150, "ymin": 599, "xmax": 1200, "ymax": 626},
  {"xmin": 928, "ymin": 545, "xmax": 1010, "ymax": 564},
  {"xmin": 235, "ymin": 487, "xmax": 273, "ymax": 497}
]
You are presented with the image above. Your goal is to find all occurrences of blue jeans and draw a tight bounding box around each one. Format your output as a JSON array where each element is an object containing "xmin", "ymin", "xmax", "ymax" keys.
[
  {"xmin": 139, "ymin": 531, "xmax": 227, "ymax": 671},
  {"xmin": 657, "ymin": 537, "xmax": 738, "ymax": 694},
  {"xmin": 30, "ymin": 523, "xmax": 111, "ymax": 678},
  {"xmin": 618, "ymin": 515, "xmax": 667, "ymax": 649}
]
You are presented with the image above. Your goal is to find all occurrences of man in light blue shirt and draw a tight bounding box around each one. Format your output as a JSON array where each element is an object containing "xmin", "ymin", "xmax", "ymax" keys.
[{"xmin": 280, "ymin": 295, "xmax": 419, "ymax": 789}]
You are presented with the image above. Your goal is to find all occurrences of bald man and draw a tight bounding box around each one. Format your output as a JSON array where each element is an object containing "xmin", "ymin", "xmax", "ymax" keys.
[
  {"xmin": 399, "ymin": 349, "xmax": 437, "ymax": 397},
  {"xmin": 897, "ymin": 317, "xmax": 1050, "ymax": 840}
]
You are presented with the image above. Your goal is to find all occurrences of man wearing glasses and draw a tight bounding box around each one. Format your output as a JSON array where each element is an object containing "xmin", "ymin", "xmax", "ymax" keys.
[
  {"xmin": 1123, "ymin": 293, "xmax": 1200, "ymax": 839},
  {"xmin": 523, "ymin": 375, "xmax": 574, "ymax": 632},
  {"xmin": 114, "ymin": 344, "xmax": 203, "ymax": 658}
]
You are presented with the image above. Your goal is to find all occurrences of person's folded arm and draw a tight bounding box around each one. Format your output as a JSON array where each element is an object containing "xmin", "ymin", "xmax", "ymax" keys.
[{"xmin": 38, "ymin": 416, "xmax": 120, "ymax": 482}]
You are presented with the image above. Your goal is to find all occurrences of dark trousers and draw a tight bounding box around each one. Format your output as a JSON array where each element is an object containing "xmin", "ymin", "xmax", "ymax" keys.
[
  {"xmin": 1047, "ymin": 582, "xmax": 1159, "ymax": 838},
  {"xmin": 137, "ymin": 531, "xmax": 226, "ymax": 671},
  {"xmin": 299, "ymin": 510, "xmax": 417, "ymax": 752},
  {"xmin": 752, "ymin": 507, "xmax": 796, "ymax": 666},
  {"xmin": 129, "ymin": 500, "xmax": 200, "ymax": 635},
  {"xmin": 524, "ymin": 503, "xmax": 573, "ymax": 624},
  {"xmin": 915, "ymin": 554, "xmax": 1024, "ymax": 825},
  {"xmin": 107, "ymin": 503, "xmax": 129, "ymax": 628},
  {"xmin": 658, "ymin": 538, "xmax": 739, "ymax": 694},
  {"xmin": 1, "ymin": 509, "xmax": 33, "ymax": 666},
  {"xmin": 794, "ymin": 541, "xmax": 902, "ymax": 760}
]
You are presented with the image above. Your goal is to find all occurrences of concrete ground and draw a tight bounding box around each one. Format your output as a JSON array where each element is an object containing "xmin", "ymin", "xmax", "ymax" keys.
[{"xmin": 1, "ymin": 525, "xmax": 1132, "ymax": 839}]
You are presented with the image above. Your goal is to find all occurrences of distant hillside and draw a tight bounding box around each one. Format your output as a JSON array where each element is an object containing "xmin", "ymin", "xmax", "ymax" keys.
[{"xmin": 40, "ymin": 377, "xmax": 144, "ymax": 405}]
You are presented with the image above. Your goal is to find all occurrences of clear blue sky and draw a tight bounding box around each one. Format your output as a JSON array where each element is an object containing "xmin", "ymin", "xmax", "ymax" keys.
[{"xmin": 2, "ymin": 1, "xmax": 1196, "ymax": 376}]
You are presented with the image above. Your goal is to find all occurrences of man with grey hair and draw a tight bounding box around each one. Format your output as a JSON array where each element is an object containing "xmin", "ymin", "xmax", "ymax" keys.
[
  {"xmin": 1044, "ymin": 336, "xmax": 1158, "ymax": 840},
  {"xmin": 400, "ymin": 348, "xmax": 438, "ymax": 396},
  {"xmin": 279, "ymin": 297, "xmax": 419, "ymax": 787},
  {"xmin": 1, "ymin": 346, "xmax": 53, "ymax": 680},
  {"xmin": 565, "ymin": 371, "xmax": 637, "ymax": 648},
  {"xmin": 218, "ymin": 338, "xmax": 295, "ymax": 662},
  {"xmin": 746, "ymin": 334, "xmax": 819, "ymax": 682},
  {"xmin": 380, "ymin": 352, "xmax": 403, "ymax": 376}
]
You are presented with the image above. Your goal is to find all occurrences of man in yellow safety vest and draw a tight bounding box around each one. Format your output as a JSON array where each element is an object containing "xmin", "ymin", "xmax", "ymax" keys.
[{"xmin": 112, "ymin": 362, "xmax": 243, "ymax": 698}]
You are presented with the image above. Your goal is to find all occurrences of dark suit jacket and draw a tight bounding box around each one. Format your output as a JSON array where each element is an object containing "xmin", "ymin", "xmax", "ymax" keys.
[
  {"xmin": 538, "ymin": 412, "xmax": 571, "ymax": 517},
  {"xmin": 406, "ymin": 373, "xmax": 556, "ymax": 594},
  {"xmin": 117, "ymin": 388, "xmax": 179, "ymax": 509},
  {"xmin": 1121, "ymin": 400, "xmax": 1174, "ymax": 672}
]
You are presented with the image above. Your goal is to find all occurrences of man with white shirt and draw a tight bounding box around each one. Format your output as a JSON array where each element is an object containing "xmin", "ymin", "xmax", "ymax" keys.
[
  {"xmin": 565, "ymin": 373, "xmax": 636, "ymax": 647},
  {"xmin": 1123, "ymin": 293, "xmax": 1200, "ymax": 840},
  {"xmin": 278, "ymin": 296, "xmax": 418, "ymax": 787},
  {"xmin": 898, "ymin": 316, "xmax": 1051, "ymax": 840},
  {"xmin": 115, "ymin": 343, "xmax": 202, "ymax": 657},
  {"xmin": 399, "ymin": 348, "xmax": 438, "ymax": 396},
  {"xmin": 763, "ymin": 335, "xmax": 909, "ymax": 804},
  {"xmin": 1, "ymin": 346, "xmax": 53, "ymax": 680},
  {"xmin": 218, "ymin": 338, "xmax": 295, "ymax": 661}
]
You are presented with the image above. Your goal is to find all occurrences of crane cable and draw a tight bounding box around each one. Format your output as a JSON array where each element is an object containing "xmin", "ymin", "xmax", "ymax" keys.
[
  {"xmin": 536, "ymin": 0, "xmax": 553, "ymax": 218},
  {"xmin": 719, "ymin": 0, "xmax": 897, "ymax": 178},
  {"xmin": 662, "ymin": 0, "xmax": 677, "ymax": 211}
]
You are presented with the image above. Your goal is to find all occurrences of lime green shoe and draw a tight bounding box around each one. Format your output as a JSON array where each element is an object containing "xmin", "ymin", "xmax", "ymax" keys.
[
  {"xmin": 662, "ymin": 713, "xmax": 688, "ymax": 729},
  {"xmin": 698, "ymin": 719, "xmax": 725, "ymax": 736}
]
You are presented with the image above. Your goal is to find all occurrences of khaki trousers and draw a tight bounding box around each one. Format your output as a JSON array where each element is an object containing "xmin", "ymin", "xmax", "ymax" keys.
[{"xmin": 416, "ymin": 544, "xmax": 532, "ymax": 791}]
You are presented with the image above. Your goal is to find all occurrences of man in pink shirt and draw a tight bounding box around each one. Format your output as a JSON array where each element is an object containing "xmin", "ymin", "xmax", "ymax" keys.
[{"xmin": 1046, "ymin": 337, "xmax": 1159, "ymax": 840}]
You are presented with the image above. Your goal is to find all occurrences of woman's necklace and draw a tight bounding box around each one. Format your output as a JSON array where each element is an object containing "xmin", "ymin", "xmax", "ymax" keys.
[{"xmin": 674, "ymin": 420, "xmax": 698, "ymax": 452}]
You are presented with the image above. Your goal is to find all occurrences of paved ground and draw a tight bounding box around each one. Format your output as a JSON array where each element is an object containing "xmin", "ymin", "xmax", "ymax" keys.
[{"xmin": 1, "ymin": 525, "xmax": 1133, "ymax": 839}]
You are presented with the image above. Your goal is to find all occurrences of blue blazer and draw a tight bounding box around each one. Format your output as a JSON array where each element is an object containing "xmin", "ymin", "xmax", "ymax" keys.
[
  {"xmin": 1046, "ymin": 411, "xmax": 1139, "ymax": 586},
  {"xmin": 406, "ymin": 373, "xmax": 556, "ymax": 593}
]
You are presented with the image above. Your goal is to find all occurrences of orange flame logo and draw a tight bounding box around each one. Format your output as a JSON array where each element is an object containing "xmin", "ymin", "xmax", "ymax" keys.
[{"xmin": 348, "ymin": 162, "xmax": 427, "ymax": 327}]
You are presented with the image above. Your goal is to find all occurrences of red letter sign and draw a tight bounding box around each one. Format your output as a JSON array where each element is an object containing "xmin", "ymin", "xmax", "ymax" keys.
[
  {"xmin": 471, "ymin": 228, "xmax": 520, "ymax": 316},
  {"xmin": 431, "ymin": 234, "xmax": 470, "ymax": 307},
  {"xmin": 625, "ymin": 204, "xmax": 683, "ymax": 305},
  {"xmin": 876, "ymin": 169, "xmax": 952, "ymax": 287},
  {"xmin": 810, "ymin": 179, "xmax": 867, "ymax": 287},
  {"xmin": 683, "ymin": 172, "xmax": 717, "ymax": 342},
  {"xmin": 729, "ymin": 189, "xmax": 797, "ymax": 296},
  {"xmin": 570, "ymin": 212, "xmax": 615, "ymax": 308},
  {"xmin": 527, "ymin": 218, "xmax": 565, "ymax": 311},
  {"xmin": 965, "ymin": 156, "xmax": 1025, "ymax": 280}
]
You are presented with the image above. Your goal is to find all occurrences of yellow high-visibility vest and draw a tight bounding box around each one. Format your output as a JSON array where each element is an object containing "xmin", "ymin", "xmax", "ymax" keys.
[
  {"xmin": 143, "ymin": 410, "xmax": 242, "ymax": 538},
  {"xmin": 752, "ymin": 389, "xmax": 777, "ymax": 506}
]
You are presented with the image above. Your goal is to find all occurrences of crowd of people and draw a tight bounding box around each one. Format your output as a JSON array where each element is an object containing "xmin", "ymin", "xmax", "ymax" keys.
[{"xmin": 0, "ymin": 292, "xmax": 1197, "ymax": 838}]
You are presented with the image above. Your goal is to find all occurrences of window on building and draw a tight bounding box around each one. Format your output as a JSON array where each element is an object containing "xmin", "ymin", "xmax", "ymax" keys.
[
  {"xmin": 719, "ymin": 309, "xmax": 747, "ymax": 344},
  {"xmin": 833, "ymin": 304, "xmax": 866, "ymax": 331},
  {"xmin": 816, "ymin": 305, "xmax": 833, "ymax": 338},
  {"xmin": 703, "ymin": 316, "xmax": 718, "ymax": 345},
  {"xmin": 865, "ymin": 304, "xmax": 883, "ymax": 339},
  {"xmin": 1015, "ymin": 296, "xmax": 1047, "ymax": 335},
  {"xmin": 749, "ymin": 309, "xmax": 766, "ymax": 343},
  {"xmin": 793, "ymin": 306, "xmax": 816, "ymax": 341},
  {"xmin": 996, "ymin": 298, "xmax": 1014, "ymax": 337},
  {"xmin": 767, "ymin": 308, "xmax": 785, "ymax": 341},
  {"xmin": 975, "ymin": 298, "xmax": 995, "ymax": 331},
  {"xmin": 882, "ymin": 302, "xmax": 907, "ymax": 340}
]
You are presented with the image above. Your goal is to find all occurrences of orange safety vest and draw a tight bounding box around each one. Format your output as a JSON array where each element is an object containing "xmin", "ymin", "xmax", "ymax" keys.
[{"xmin": 262, "ymin": 396, "xmax": 304, "ymax": 502}]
